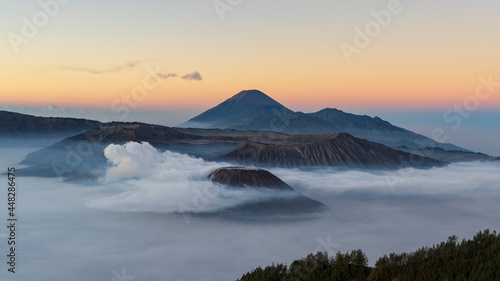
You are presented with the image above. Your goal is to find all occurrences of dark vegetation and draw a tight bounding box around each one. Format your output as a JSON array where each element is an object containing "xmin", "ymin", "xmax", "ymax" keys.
[{"xmin": 237, "ymin": 230, "xmax": 500, "ymax": 281}]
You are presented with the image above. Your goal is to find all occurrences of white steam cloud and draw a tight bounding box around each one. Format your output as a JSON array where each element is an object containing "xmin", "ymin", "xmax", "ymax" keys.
[{"xmin": 88, "ymin": 142, "xmax": 271, "ymax": 214}]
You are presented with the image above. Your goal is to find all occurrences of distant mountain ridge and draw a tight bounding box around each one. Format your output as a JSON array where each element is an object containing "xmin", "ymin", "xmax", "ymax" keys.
[
  {"xmin": 215, "ymin": 132, "xmax": 445, "ymax": 169},
  {"xmin": 0, "ymin": 110, "xmax": 101, "ymax": 137},
  {"xmin": 18, "ymin": 124, "xmax": 446, "ymax": 182},
  {"xmin": 180, "ymin": 90, "xmax": 467, "ymax": 152},
  {"xmin": 0, "ymin": 110, "xmax": 149, "ymax": 138}
]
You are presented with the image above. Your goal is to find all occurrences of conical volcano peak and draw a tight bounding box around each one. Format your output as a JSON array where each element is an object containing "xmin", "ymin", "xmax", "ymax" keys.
[
  {"xmin": 180, "ymin": 89, "xmax": 293, "ymax": 128},
  {"xmin": 226, "ymin": 90, "xmax": 281, "ymax": 106}
]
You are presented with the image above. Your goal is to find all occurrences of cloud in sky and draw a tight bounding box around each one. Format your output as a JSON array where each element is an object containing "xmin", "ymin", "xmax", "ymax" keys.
[
  {"xmin": 181, "ymin": 71, "xmax": 203, "ymax": 81},
  {"xmin": 156, "ymin": 72, "xmax": 177, "ymax": 79},
  {"xmin": 61, "ymin": 60, "xmax": 143, "ymax": 74},
  {"xmin": 60, "ymin": 61, "xmax": 204, "ymax": 82}
]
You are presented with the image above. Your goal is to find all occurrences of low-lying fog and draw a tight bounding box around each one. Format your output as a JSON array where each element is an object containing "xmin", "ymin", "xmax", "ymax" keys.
[{"xmin": 0, "ymin": 141, "xmax": 499, "ymax": 281}]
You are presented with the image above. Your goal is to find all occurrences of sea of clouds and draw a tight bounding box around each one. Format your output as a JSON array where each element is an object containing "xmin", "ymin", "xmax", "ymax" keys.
[{"xmin": 0, "ymin": 141, "xmax": 499, "ymax": 281}]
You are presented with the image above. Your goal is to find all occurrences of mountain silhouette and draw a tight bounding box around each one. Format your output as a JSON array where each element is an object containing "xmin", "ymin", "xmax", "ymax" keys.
[
  {"xmin": 0, "ymin": 110, "xmax": 101, "ymax": 137},
  {"xmin": 209, "ymin": 167, "xmax": 294, "ymax": 191},
  {"xmin": 208, "ymin": 167, "xmax": 326, "ymax": 214},
  {"xmin": 180, "ymin": 90, "xmax": 467, "ymax": 151},
  {"xmin": 180, "ymin": 90, "xmax": 293, "ymax": 129},
  {"xmin": 216, "ymin": 132, "xmax": 446, "ymax": 169}
]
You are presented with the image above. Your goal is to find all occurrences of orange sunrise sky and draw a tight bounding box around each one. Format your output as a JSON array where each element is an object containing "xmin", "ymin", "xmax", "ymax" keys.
[{"xmin": 1, "ymin": 0, "xmax": 499, "ymax": 112}]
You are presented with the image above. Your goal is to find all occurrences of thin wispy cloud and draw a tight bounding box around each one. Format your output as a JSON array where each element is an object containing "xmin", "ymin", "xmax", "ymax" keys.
[
  {"xmin": 156, "ymin": 72, "xmax": 177, "ymax": 79},
  {"xmin": 61, "ymin": 62, "xmax": 204, "ymax": 83},
  {"xmin": 61, "ymin": 60, "xmax": 143, "ymax": 74},
  {"xmin": 181, "ymin": 71, "xmax": 203, "ymax": 81}
]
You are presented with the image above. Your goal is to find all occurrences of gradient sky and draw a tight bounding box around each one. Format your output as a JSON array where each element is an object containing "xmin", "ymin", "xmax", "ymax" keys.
[
  {"xmin": 0, "ymin": 0, "xmax": 499, "ymax": 154},
  {"xmin": 1, "ymin": 0, "xmax": 500, "ymax": 109}
]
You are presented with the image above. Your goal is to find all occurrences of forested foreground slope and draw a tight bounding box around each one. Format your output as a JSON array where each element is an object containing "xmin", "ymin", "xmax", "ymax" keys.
[{"xmin": 237, "ymin": 230, "xmax": 500, "ymax": 281}]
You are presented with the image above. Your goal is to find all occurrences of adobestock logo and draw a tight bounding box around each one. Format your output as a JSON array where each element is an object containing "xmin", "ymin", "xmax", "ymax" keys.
[
  {"xmin": 384, "ymin": 73, "xmax": 498, "ymax": 190},
  {"xmin": 340, "ymin": 0, "xmax": 406, "ymax": 63},
  {"xmin": 213, "ymin": 0, "xmax": 244, "ymax": 21},
  {"xmin": 7, "ymin": 0, "xmax": 72, "ymax": 54}
]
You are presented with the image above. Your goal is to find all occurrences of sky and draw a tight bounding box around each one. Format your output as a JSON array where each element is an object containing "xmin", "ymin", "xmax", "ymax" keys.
[{"xmin": 1, "ymin": 0, "xmax": 499, "ymax": 154}]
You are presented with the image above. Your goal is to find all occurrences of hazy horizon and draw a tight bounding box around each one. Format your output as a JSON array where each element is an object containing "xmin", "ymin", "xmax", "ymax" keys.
[{"xmin": 1, "ymin": 102, "xmax": 499, "ymax": 156}]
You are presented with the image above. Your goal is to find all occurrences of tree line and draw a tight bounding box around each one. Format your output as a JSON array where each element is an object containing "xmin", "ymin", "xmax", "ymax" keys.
[{"xmin": 236, "ymin": 229, "xmax": 500, "ymax": 281}]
